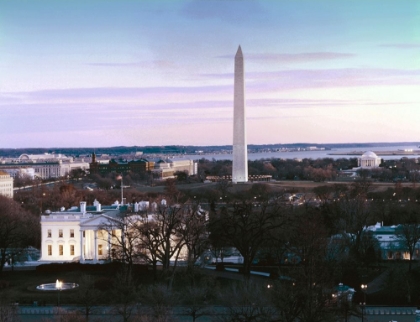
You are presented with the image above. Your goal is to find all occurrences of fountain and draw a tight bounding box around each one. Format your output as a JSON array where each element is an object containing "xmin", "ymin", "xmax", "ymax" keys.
[{"xmin": 36, "ymin": 279, "xmax": 79, "ymax": 291}]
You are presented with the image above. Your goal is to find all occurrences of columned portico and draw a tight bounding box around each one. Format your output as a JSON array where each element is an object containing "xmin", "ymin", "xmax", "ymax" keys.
[
  {"xmin": 80, "ymin": 229, "xmax": 85, "ymax": 262},
  {"xmin": 94, "ymin": 230, "xmax": 98, "ymax": 262},
  {"xmin": 108, "ymin": 231, "xmax": 111, "ymax": 260},
  {"xmin": 39, "ymin": 202, "xmax": 126, "ymax": 263}
]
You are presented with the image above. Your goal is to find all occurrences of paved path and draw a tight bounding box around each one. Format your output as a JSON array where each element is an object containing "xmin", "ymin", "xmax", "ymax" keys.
[{"xmin": 16, "ymin": 305, "xmax": 420, "ymax": 322}]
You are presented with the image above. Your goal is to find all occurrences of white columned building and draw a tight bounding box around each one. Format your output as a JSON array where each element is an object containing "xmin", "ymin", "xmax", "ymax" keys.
[
  {"xmin": 39, "ymin": 199, "xmax": 206, "ymax": 264},
  {"xmin": 39, "ymin": 200, "xmax": 122, "ymax": 262},
  {"xmin": 358, "ymin": 151, "xmax": 381, "ymax": 168}
]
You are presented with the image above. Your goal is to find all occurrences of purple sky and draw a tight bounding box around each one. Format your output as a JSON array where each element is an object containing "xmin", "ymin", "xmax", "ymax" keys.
[{"xmin": 0, "ymin": 0, "xmax": 419, "ymax": 148}]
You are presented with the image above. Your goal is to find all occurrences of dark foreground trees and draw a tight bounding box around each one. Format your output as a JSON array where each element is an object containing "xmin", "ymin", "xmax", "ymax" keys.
[
  {"xmin": 209, "ymin": 199, "xmax": 288, "ymax": 276},
  {"xmin": 0, "ymin": 195, "xmax": 39, "ymax": 274}
]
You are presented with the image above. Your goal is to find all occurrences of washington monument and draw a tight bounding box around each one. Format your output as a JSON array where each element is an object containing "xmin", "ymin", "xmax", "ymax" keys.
[{"xmin": 232, "ymin": 46, "xmax": 248, "ymax": 183}]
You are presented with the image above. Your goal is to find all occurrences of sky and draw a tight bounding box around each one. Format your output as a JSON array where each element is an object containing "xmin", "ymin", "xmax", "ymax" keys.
[{"xmin": 0, "ymin": 0, "xmax": 419, "ymax": 148}]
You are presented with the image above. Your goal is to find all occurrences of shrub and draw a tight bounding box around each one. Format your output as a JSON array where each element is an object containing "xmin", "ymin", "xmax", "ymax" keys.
[{"xmin": 0, "ymin": 280, "xmax": 10, "ymax": 289}]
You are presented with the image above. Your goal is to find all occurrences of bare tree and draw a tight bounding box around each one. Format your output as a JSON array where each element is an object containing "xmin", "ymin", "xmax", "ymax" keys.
[
  {"xmin": 336, "ymin": 195, "xmax": 373, "ymax": 260},
  {"xmin": 138, "ymin": 284, "xmax": 176, "ymax": 322},
  {"xmin": 287, "ymin": 209, "xmax": 337, "ymax": 322},
  {"xmin": 0, "ymin": 292, "xmax": 19, "ymax": 322},
  {"xmin": 177, "ymin": 205, "xmax": 208, "ymax": 271},
  {"xmin": 268, "ymin": 281, "xmax": 303, "ymax": 322},
  {"xmin": 72, "ymin": 275, "xmax": 102, "ymax": 321},
  {"xmin": 216, "ymin": 281, "xmax": 276, "ymax": 322},
  {"xmin": 100, "ymin": 213, "xmax": 142, "ymax": 277},
  {"xmin": 0, "ymin": 195, "xmax": 39, "ymax": 275},
  {"xmin": 211, "ymin": 200, "xmax": 286, "ymax": 276},
  {"xmin": 179, "ymin": 276, "xmax": 216, "ymax": 322},
  {"xmin": 135, "ymin": 204, "xmax": 186, "ymax": 276},
  {"xmin": 111, "ymin": 270, "xmax": 139, "ymax": 322},
  {"xmin": 396, "ymin": 212, "xmax": 420, "ymax": 272}
]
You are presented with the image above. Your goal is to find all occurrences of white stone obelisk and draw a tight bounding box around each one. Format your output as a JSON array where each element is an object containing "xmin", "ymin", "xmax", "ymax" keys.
[{"xmin": 232, "ymin": 46, "xmax": 248, "ymax": 183}]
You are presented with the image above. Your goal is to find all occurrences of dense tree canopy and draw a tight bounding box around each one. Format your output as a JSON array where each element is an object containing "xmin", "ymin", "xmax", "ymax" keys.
[{"xmin": 0, "ymin": 195, "xmax": 39, "ymax": 274}]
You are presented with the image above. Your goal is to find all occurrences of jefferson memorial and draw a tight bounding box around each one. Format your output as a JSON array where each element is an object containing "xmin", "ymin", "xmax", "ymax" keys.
[{"xmin": 357, "ymin": 151, "xmax": 381, "ymax": 169}]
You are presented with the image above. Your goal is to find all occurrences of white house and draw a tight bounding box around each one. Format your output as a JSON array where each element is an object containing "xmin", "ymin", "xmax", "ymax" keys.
[
  {"xmin": 39, "ymin": 199, "xmax": 203, "ymax": 264},
  {"xmin": 39, "ymin": 200, "xmax": 123, "ymax": 262}
]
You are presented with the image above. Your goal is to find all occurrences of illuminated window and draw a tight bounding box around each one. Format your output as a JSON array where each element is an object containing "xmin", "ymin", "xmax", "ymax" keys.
[
  {"xmin": 59, "ymin": 229, "xmax": 63, "ymax": 238},
  {"xmin": 70, "ymin": 245, "xmax": 74, "ymax": 256},
  {"xmin": 70, "ymin": 229, "xmax": 74, "ymax": 238},
  {"xmin": 47, "ymin": 229, "xmax": 51, "ymax": 238},
  {"xmin": 98, "ymin": 244, "xmax": 103, "ymax": 256},
  {"xmin": 59, "ymin": 245, "xmax": 63, "ymax": 256},
  {"xmin": 48, "ymin": 245, "xmax": 52, "ymax": 256}
]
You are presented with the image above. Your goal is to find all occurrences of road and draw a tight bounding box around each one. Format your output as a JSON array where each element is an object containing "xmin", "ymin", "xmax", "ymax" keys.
[{"xmin": 16, "ymin": 305, "xmax": 420, "ymax": 322}]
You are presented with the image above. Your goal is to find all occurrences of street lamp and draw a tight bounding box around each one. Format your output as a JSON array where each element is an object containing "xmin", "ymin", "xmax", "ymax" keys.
[
  {"xmin": 360, "ymin": 302, "xmax": 366, "ymax": 322},
  {"xmin": 361, "ymin": 284, "xmax": 367, "ymax": 303},
  {"xmin": 40, "ymin": 192, "xmax": 46, "ymax": 214}
]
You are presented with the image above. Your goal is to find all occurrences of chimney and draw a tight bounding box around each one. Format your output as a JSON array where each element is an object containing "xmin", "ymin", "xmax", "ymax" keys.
[
  {"xmin": 80, "ymin": 201, "xmax": 87, "ymax": 214},
  {"xmin": 93, "ymin": 199, "xmax": 101, "ymax": 212}
]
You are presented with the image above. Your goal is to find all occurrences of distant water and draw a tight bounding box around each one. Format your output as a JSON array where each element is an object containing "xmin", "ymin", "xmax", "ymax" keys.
[{"xmin": 177, "ymin": 145, "xmax": 420, "ymax": 161}]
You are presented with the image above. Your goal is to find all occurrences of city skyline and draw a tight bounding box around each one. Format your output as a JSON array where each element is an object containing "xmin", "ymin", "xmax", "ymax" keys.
[{"xmin": 1, "ymin": 0, "xmax": 419, "ymax": 148}]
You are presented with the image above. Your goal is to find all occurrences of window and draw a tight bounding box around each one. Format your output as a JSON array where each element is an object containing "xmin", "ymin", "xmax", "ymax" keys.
[
  {"xmin": 59, "ymin": 245, "xmax": 63, "ymax": 256},
  {"xmin": 83, "ymin": 231, "xmax": 85, "ymax": 238},
  {"xmin": 70, "ymin": 245, "xmax": 74, "ymax": 256},
  {"xmin": 48, "ymin": 245, "xmax": 52, "ymax": 256},
  {"xmin": 59, "ymin": 229, "xmax": 63, "ymax": 238},
  {"xmin": 47, "ymin": 229, "xmax": 51, "ymax": 238},
  {"xmin": 70, "ymin": 229, "xmax": 74, "ymax": 238},
  {"xmin": 98, "ymin": 244, "xmax": 103, "ymax": 256}
]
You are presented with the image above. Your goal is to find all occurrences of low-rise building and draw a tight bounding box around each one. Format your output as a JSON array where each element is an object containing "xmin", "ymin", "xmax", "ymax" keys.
[
  {"xmin": 0, "ymin": 155, "xmax": 89, "ymax": 179},
  {"xmin": 89, "ymin": 153, "xmax": 154, "ymax": 175},
  {"xmin": 367, "ymin": 222, "xmax": 417, "ymax": 260},
  {"xmin": 152, "ymin": 158, "xmax": 197, "ymax": 180},
  {"xmin": 0, "ymin": 171, "xmax": 13, "ymax": 198}
]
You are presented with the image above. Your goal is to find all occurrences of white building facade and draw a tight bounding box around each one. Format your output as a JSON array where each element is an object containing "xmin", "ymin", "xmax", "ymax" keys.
[
  {"xmin": 0, "ymin": 159, "xmax": 89, "ymax": 180},
  {"xmin": 39, "ymin": 201, "xmax": 122, "ymax": 262},
  {"xmin": 152, "ymin": 159, "xmax": 197, "ymax": 180},
  {"xmin": 0, "ymin": 171, "xmax": 13, "ymax": 198},
  {"xmin": 358, "ymin": 151, "xmax": 381, "ymax": 168},
  {"xmin": 39, "ymin": 200, "xmax": 197, "ymax": 263}
]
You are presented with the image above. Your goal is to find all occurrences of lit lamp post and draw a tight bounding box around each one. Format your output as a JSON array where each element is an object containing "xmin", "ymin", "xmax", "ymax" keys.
[
  {"xmin": 56, "ymin": 279, "xmax": 62, "ymax": 307},
  {"xmin": 360, "ymin": 302, "xmax": 365, "ymax": 322},
  {"xmin": 360, "ymin": 284, "xmax": 367, "ymax": 322},
  {"xmin": 40, "ymin": 192, "xmax": 46, "ymax": 214},
  {"xmin": 361, "ymin": 284, "xmax": 367, "ymax": 303}
]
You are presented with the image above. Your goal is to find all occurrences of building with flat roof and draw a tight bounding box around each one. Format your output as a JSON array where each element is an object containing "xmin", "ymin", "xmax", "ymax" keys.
[
  {"xmin": 152, "ymin": 158, "xmax": 197, "ymax": 180},
  {"xmin": 0, "ymin": 171, "xmax": 13, "ymax": 198},
  {"xmin": 89, "ymin": 153, "xmax": 154, "ymax": 175}
]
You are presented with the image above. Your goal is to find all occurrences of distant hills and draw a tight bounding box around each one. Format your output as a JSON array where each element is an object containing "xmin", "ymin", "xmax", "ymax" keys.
[{"xmin": 1, "ymin": 142, "xmax": 419, "ymax": 158}]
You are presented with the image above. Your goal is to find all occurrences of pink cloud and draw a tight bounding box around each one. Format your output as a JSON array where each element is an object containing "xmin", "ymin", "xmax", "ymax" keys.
[
  {"xmin": 86, "ymin": 60, "xmax": 176, "ymax": 69},
  {"xmin": 379, "ymin": 43, "xmax": 420, "ymax": 49},
  {"xmin": 217, "ymin": 52, "xmax": 355, "ymax": 62}
]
